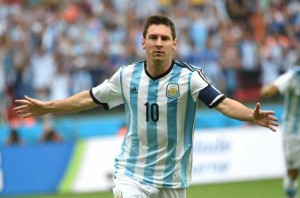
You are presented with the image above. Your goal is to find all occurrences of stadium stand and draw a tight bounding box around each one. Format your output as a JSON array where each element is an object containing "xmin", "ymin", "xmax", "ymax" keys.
[{"xmin": 0, "ymin": 0, "xmax": 297, "ymax": 144}]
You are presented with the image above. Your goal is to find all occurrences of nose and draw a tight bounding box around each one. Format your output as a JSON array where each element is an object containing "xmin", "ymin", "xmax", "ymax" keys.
[{"xmin": 155, "ymin": 38, "xmax": 163, "ymax": 47}]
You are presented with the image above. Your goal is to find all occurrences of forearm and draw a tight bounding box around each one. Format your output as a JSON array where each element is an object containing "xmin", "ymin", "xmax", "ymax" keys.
[
  {"xmin": 214, "ymin": 98, "xmax": 254, "ymax": 123},
  {"xmin": 261, "ymin": 84, "xmax": 279, "ymax": 98},
  {"xmin": 45, "ymin": 90, "xmax": 98, "ymax": 114}
]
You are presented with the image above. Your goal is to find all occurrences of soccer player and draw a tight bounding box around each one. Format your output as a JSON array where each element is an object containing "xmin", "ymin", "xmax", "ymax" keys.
[
  {"xmin": 261, "ymin": 60, "xmax": 300, "ymax": 198},
  {"xmin": 14, "ymin": 15, "xmax": 278, "ymax": 198}
]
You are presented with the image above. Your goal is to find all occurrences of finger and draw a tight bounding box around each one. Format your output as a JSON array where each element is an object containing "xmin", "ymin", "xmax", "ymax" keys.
[
  {"xmin": 15, "ymin": 99, "xmax": 32, "ymax": 105},
  {"xmin": 22, "ymin": 113, "xmax": 33, "ymax": 118},
  {"xmin": 19, "ymin": 108, "xmax": 30, "ymax": 114},
  {"xmin": 268, "ymin": 125, "xmax": 276, "ymax": 132},
  {"xmin": 15, "ymin": 110, "xmax": 25, "ymax": 115},
  {"xmin": 272, "ymin": 123, "xmax": 279, "ymax": 127},
  {"xmin": 269, "ymin": 120, "xmax": 279, "ymax": 126},
  {"xmin": 25, "ymin": 95, "xmax": 37, "ymax": 104},
  {"xmin": 254, "ymin": 102, "xmax": 261, "ymax": 114},
  {"xmin": 268, "ymin": 115, "xmax": 278, "ymax": 121},
  {"xmin": 13, "ymin": 105, "xmax": 28, "ymax": 111},
  {"xmin": 16, "ymin": 112, "xmax": 26, "ymax": 116},
  {"xmin": 15, "ymin": 109, "xmax": 28, "ymax": 115},
  {"xmin": 264, "ymin": 110, "xmax": 275, "ymax": 115}
]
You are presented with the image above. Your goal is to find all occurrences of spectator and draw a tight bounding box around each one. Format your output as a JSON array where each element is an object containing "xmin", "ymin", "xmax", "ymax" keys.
[
  {"xmin": 5, "ymin": 128, "xmax": 22, "ymax": 145},
  {"xmin": 49, "ymin": 54, "xmax": 71, "ymax": 100},
  {"xmin": 0, "ymin": 0, "xmax": 298, "ymax": 126},
  {"xmin": 30, "ymin": 42, "xmax": 56, "ymax": 100},
  {"xmin": 40, "ymin": 120, "xmax": 62, "ymax": 143},
  {"xmin": 238, "ymin": 26, "xmax": 260, "ymax": 89},
  {"xmin": 12, "ymin": 48, "xmax": 33, "ymax": 100},
  {"xmin": 260, "ymin": 31, "xmax": 284, "ymax": 86}
]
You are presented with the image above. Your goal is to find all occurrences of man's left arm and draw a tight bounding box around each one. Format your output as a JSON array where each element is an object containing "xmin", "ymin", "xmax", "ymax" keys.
[{"xmin": 214, "ymin": 98, "xmax": 279, "ymax": 132}]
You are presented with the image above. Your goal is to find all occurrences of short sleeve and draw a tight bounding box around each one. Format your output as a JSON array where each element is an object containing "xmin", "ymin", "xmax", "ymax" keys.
[
  {"xmin": 90, "ymin": 68, "xmax": 124, "ymax": 110},
  {"xmin": 274, "ymin": 70, "xmax": 293, "ymax": 94},
  {"xmin": 191, "ymin": 69, "xmax": 226, "ymax": 108},
  {"xmin": 190, "ymin": 69, "xmax": 212, "ymax": 101}
]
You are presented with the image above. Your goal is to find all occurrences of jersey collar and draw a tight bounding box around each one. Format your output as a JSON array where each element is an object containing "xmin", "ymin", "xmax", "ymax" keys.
[{"xmin": 144, "ymin": 59, "xmax": 175, "ymax": 81}]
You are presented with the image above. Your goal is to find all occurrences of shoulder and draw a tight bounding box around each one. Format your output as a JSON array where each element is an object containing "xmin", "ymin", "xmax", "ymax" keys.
[
  {"xmin": 174, "ymin": 60, "xmax": 212, "ymax": 84},
  {"xmin": 173, "ymin": 59, "xmax": 202, "ymax": 72},
  {"xmin": 121, "ymin": 59, "xmax": 145, "ymax": 70},
  {"xmin": 116, "ymin": 60, "xmax": 145, "ymax": 78}
]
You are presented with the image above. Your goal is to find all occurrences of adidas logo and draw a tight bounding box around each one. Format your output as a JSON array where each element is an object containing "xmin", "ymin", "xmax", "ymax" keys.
[{"xmin": 130, "ymin": 87, "xmax": 138, "ymax": 94}]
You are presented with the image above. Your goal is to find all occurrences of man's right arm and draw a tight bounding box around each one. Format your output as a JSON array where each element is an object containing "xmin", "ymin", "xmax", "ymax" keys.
[{"xmin": 14, "ymin": 90, "xmax": 98, "ymax": 118}]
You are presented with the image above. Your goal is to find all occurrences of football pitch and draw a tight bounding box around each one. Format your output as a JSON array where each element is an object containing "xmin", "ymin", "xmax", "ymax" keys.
[{"xmin": 18, "ymin": 178, "xmax": 299, "ymax": 198}]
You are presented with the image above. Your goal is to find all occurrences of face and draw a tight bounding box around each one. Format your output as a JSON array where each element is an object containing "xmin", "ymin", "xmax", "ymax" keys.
[{"xmin": 142, "ymin": 24, "xmax": 177, "ymax": 64}]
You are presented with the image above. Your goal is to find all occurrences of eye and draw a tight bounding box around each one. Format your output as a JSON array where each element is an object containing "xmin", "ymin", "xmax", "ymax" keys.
[
  {"xmin": 161, "ymin": 36, "xmax": 170, "ymax": 41},
  {"xmin": 149, "ymin": 35, "xmax": 158, "ymax": 40}
]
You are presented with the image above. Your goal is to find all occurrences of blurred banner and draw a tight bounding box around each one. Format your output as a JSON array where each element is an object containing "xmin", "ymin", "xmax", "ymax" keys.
[
  {"xmin": 0, "ymin": 142, "xmax": 74, "ymax": 195},
  {"xmin": 191, "ymin": 126, "xmax": 285, "ymax": 184},
  {"xmin": 0, "ymin": 126, "xmax": 285, "ymax": 196}
]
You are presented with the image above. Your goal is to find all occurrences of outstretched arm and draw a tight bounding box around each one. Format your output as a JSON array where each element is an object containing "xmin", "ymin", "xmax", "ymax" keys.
[
  {"xmin": 214, "ymin": 98, "xmax": 279, "ymax": 132},
  {"xmin": 14, "ymin": 90, "xmax": 98, "ymax": 118}
]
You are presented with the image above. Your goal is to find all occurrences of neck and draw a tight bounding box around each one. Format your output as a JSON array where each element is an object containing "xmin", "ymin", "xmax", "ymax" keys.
[{"xmin": 146, "ymin": 59, "xmax": 172, "ymax": 77}]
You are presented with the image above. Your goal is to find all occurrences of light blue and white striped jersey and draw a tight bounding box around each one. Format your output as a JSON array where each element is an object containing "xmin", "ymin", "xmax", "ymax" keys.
[
  {"xmin": 90, "ymin": 59, "xmax": 225, "ymax": 188},
  {"xmin": 274, "ymin": 66, "xmax": 300, "ymax": 135}
]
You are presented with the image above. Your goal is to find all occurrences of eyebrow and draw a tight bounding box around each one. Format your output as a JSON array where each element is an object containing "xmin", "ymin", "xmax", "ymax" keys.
[{"xmin": 148, "ymin": 34, "xmax": 172, "ymax": 38}]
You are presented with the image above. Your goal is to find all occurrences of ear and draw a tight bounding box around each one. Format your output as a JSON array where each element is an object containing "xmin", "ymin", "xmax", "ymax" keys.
[
  {"xmin": 173, "ymin": 38, "xmax": 177, "ymax": 50},
  {"xmin": 142, "ymin": 38, "xmax": 146, "ymax": 49}
]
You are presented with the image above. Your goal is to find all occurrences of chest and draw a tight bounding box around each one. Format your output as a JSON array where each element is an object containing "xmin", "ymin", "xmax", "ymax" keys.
[{"xmin": 123, "ymin": 74, "xmax": 190, "ymax": 106}]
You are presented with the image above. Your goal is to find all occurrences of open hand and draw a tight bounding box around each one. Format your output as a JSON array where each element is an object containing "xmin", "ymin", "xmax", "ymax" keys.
[
  {"xmin": 13, "ymin": 95, "xmax": 48, "ymax": 118},
  {"xmin": 253, "ymin": 103, "xmax": 279, "ymax": 132}
]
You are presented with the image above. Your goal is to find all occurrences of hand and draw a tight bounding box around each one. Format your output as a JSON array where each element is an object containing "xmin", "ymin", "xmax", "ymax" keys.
[
  {"xmin": 14, "ymin": 95, "xmax": 49, "ymax": 118},
  {"xmin": 253, "ymin": 102, "xmax": 279, "ymax": 132}
]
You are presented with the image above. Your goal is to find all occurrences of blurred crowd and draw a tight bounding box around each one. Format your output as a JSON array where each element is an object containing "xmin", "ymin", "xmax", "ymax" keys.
[{"xmin": 1, "ymin": 0, "xmax": 300, "ymax": 126}]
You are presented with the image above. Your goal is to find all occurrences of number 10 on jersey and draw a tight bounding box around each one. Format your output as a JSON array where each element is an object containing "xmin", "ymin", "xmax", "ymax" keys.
[{"xmin": 145, "ymin": 102, "xmax": 159, "ymax": 122}]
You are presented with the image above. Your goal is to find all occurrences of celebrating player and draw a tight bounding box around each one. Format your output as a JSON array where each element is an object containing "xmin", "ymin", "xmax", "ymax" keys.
[{"xmin": 14, "ymin": 15, "xmax": 278, "ymax": 198}]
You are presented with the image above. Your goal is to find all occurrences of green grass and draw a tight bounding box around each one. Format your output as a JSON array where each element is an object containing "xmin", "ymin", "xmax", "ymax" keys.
[
  {"xmin": 11, "ymin": 178, "xmax": 300, "ymax": 198},
  {"xmin": 187, "ymin": 179, "xmax": 285, "ymax": 198}
]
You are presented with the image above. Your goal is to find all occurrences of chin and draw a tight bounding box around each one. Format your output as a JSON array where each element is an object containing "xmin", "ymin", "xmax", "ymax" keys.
[
  {"xmin": 152, "ymin": 58, "xmax": 165, "ymax": 64},
  {"xmin": 152, "ymin": 56, "xmax": 165, "ymax": 61}
]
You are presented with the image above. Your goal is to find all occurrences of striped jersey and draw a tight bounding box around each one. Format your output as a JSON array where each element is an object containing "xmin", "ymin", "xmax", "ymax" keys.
[
  {"xmin": 90, "ymin": 59, "xmax": 225, "ymax": 188},
  {"xmin": 274, "ymin": 66, "xmax": 300, "ymax": 135}
]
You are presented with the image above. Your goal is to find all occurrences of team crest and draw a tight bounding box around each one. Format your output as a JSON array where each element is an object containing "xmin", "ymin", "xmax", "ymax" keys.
[{"xmin": 166, "ymin": 83, "xmax": 180, "ymax": 98}]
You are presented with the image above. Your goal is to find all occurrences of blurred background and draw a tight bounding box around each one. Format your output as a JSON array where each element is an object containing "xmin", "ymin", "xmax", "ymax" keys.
[{"xmin": 0, "ymin": 0, "xmax": 299, "ymax": 197}]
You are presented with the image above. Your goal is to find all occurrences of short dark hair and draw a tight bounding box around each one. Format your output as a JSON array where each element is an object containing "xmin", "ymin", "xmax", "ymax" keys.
[{"xmin": 143, "ymin": 15, "xmax": 176, "ymax": 40}]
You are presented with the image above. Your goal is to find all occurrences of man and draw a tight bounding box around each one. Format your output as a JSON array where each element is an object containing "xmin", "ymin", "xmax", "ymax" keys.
[
  {"xmin": 14, "ymin": 15, "xmax": 278, "ymax": 198},
  {"xmin": 261, "ymin": 60, "xmax": 300, "ymax": 198}
]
